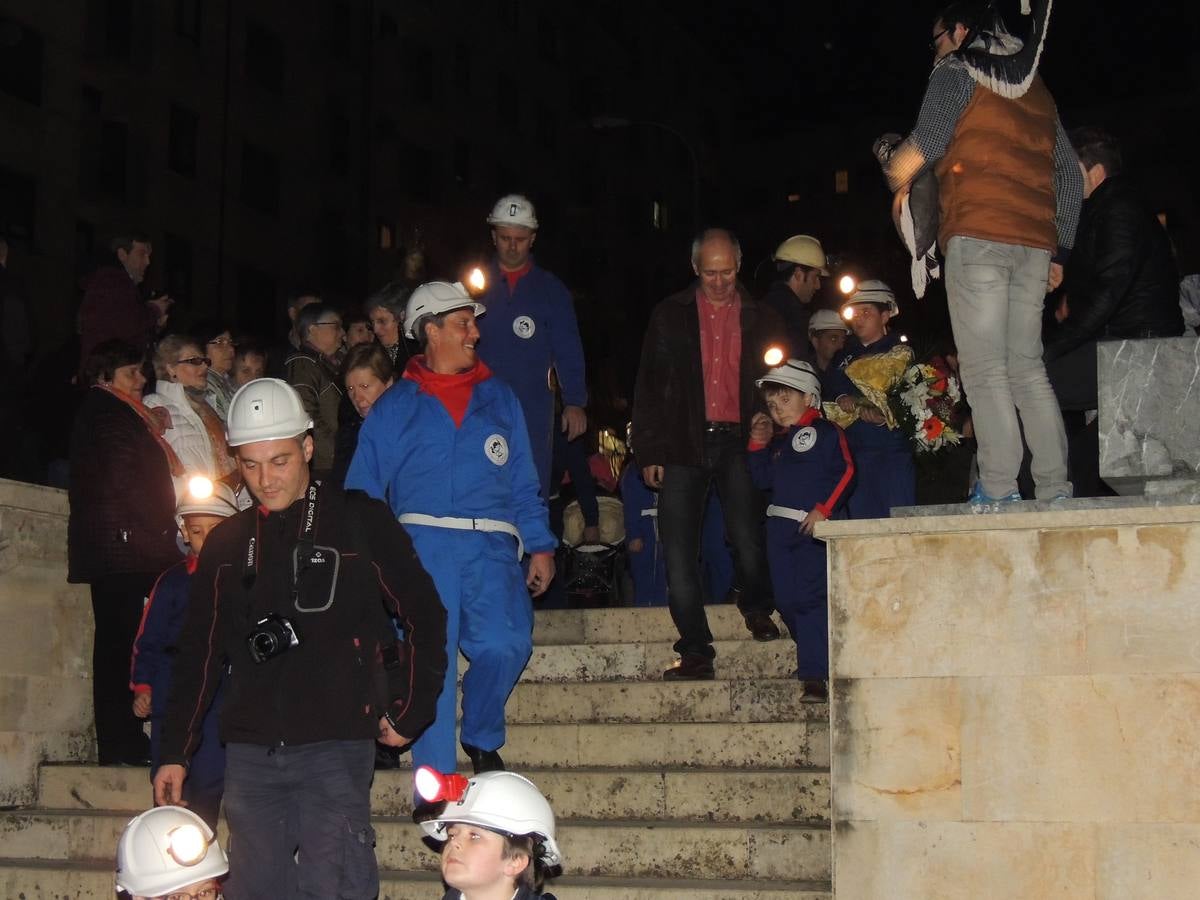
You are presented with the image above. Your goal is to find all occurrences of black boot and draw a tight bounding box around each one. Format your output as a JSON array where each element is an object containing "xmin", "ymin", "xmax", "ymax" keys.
[{"xmin": 461, "ymin": 742, "xmax": 505, "ymax": 774}]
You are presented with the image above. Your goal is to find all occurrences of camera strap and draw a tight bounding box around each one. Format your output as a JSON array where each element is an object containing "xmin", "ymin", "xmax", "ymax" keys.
[{"xmin": 241, "ymin": 479, "xmax": 323, "ymax": 590}]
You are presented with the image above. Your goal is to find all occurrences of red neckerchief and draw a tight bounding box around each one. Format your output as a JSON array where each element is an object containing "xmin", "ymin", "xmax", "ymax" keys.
[
  {"xmin": 502, "ymin": 260, "xmax": 532, "ymax": 294},
  {"xmin": 796, "ymin": 406, "xmax": 822, "ymax": 427},
  {"xmin": 403, "ymin": 356, "xmax": 493, "ymax": 428},
  {"xmin": 185, "ymin": 553, "xmax": 200, "ymax": 575}
]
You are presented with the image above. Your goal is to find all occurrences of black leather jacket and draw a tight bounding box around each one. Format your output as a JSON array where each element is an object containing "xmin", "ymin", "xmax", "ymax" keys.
[{"xmin": 1045, "ymin": 175, "xmax": 1182, "ymax": 361}]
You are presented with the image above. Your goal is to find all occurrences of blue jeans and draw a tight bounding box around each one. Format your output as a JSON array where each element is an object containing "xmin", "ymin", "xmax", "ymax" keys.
[
  {"xmin": 945, "ymin": 236, "xmax": 1070, "ymax": 499},
  {"xmin": 222, "ymin": 740, "xmax": 377, "ymax": 899},
  {"xmin": 659, "ymin": 430, "xmax": 773, "ymax": 660}
]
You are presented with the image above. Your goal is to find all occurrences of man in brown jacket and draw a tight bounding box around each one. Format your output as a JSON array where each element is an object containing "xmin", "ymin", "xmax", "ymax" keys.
[
  {"xmin": 632, "ymin": 229, "xmax": 786, "ymax": 679},
  {"xmin": 882, "ymin": 0, "xmax": 1083, "ymax": 507}
]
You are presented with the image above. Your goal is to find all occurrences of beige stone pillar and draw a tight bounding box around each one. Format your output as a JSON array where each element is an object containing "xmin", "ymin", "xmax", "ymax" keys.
[
  {"xmin": 820, "ymin": 506, "xmax": 1200, "ymax": 900},
  {"xmin": 0, "ymin": 479, "xmax": 94, "ymax": 806}
]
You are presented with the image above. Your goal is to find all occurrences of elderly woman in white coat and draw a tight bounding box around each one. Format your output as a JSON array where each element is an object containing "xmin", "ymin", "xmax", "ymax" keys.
[{"xmin": 143, "ymin": 334, "xmax": 238, "ymax": 498}]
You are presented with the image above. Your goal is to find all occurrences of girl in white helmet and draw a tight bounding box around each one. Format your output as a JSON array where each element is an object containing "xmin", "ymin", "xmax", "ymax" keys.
[
  {"xmin": 115, "ymin": 805, "xmax": 228, "ymax": 899},
  {"xmin": 416, "ymin": 768, "xmax": 563, "ymax": 900}
]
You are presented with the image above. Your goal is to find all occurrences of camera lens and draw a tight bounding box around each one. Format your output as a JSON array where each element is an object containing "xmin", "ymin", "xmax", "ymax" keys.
[{"xmin": 251, "ymin": 631, "xmax": 277, "ymax": 659}]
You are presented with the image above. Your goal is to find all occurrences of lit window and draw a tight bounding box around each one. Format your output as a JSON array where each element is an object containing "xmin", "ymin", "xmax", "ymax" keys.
[{"xmin": 835, "ymin": 170, "xmax": 849, "ymax": 194}]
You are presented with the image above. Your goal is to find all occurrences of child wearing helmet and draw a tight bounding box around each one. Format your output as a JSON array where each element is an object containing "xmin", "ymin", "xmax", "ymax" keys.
[
  {"xmin": 416, "ymin": 768, "xmax": 562, "ymax": 900},
  {"xmin": 115, "ymin": 805, "xmax": 228, "ymax": 899},
  {"xmin": 748, "ymin": 359, "xmax": 854, "ymax": 703},
  {"xmin": 825, "ymin": 280, "xmax": 916, "ymax": 518},
  {"xmin": 129, "ymin": 477, "xmax": 239, "ymax": 829}
]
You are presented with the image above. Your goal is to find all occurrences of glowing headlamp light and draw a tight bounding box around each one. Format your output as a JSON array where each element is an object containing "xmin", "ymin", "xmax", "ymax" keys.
[
  {"xmin": 415, "ymin": 766, "xmax": 470, "ymax": 804},
  {"xmin": 187, "ymin": 475, "xmax": 214, "ymax": 501},
  {"xmin": 763, "ymin": 346, "xmax": 785, "ymax": 367},
  {"xmin": 467, "ymin": 267, "xmax": 486, "ymax": 293},
  {"xmin": 841, "ymin": 306, "xmax": 855, "ymax": 321},
  {"xmin": 839, "ymin": 275, "xmax": 857, "ymax": 295},
  {"xmin": 166, "ymin": 823, "xmax": 211, "ymax": 866}
]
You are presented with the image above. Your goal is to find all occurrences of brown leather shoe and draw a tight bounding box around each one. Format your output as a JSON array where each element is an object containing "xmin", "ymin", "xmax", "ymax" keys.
[
  {"xmin": 744, "ymin": 611, "xmax": 781, "ymax": 642},
  {"xmin": 663, "ymin": 653, "xmax": 715, "ymax": 680}
]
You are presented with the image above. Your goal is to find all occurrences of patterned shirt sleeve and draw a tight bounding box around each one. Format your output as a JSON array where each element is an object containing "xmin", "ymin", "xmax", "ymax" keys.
[
  {"xmin": 884, "ymin": 61, "xmax": 975, "ymax": 192},
  {"xmin": 1051, "ymin": 117, "xmax": 1084, "ymax": 254}
]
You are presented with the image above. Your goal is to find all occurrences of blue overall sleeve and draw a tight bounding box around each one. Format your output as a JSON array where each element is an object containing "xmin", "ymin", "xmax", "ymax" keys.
[
  {"xmin": 747, "ymin": 444, "xmax": 774, "ymax": 492},
  {"xmin": 130, "ymin": 565, "xmax": 181, "ymax": 693},
  {"xmin": 345, "ymin": 393, "xmax": 401, "ymax": 501},
  {"xmin": 545, "ymin": 275, "xmax": 588, "ymax": 409},
  {"xmin": 504, "ymin": 389, "xmax": 558, "ymax": 554}
]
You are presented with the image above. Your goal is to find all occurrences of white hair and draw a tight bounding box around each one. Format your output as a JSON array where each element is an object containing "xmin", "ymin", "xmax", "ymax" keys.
[{"xmin": 690, "ymin": 228, "xmax": 743, "ymax": 270}]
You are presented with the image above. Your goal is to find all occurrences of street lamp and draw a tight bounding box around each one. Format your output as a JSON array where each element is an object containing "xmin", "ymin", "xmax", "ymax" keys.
[{"xmin": 591, "ymin": 116, "xmax": 700, "ymax": 233}]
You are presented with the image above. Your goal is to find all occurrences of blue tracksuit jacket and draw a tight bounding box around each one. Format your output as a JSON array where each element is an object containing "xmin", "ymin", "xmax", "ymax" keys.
[
  {"xmin": 345, "ymin": 368, "xmax": 556, "ymax": 777},
  {"xmin": 476, "ymin": 260, "xmax": 587, "ymax": 499},
  {"xmin": 823, "ymin": 331, "xmax": 915, "ymax": 518},
  {"xmin": 748, "ymin": 408, "xmax": 854, "ymax": 678},
  {"xmin": 130, "ymin": 557, "xmax": 225, "ymax": 828}
]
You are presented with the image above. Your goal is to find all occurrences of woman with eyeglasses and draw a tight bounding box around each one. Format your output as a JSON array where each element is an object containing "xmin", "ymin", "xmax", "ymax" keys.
[
  {"xmin": 364, "ymin": 280, "xmax": 415, "ymax": 368},
  {"xmin": 192, "ymin": 319, "xmax": 238, "ymax": 421},
  {"xmin": 143, "ymin": 335, "xmax": 238, "ymax": 494}
]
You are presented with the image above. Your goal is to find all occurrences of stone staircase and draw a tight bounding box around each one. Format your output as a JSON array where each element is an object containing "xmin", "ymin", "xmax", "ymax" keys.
[{"xmin": 0, "ymin": 604, "xmax": 832, "ymax": 898}]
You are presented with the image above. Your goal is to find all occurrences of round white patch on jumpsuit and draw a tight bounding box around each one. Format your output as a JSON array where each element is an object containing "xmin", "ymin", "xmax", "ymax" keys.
[
  {"xmin": 512, "ymin": 315, "xmax": 536, "ymax": 339},
  {"xmin": 484, "ymin": 434, "xmax": 510, "ymax": 466},
  {"xmin": 791, "ymin": 427, "xmax": 818, "ymax": 453}
]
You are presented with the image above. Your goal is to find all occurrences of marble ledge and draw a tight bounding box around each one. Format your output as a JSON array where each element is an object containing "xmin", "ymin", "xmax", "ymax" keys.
[
  {"xmin": 815, "ymin": 499, "xmax": 1200, "ymax": 541},
  {"xmin": 0, "ymin": 478, "xmax": 69, "ymax": 516}
]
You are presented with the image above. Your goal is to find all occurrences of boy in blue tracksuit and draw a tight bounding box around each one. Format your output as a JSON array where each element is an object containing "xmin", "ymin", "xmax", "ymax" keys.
[
  {"xmin": 748, "ymin": 360, "xmax": 854, "ymax": 702},
  {"xmin": 346, "ymin": 281, "xmax": 556, "ymax": 780},
  {"xmin": 823, "ymin": 280, "xmax": 915, "ymax": 519},
  {"xmin": 476, "ymin": 194, "xmax": 588, "ymax": 501},
  {"xmin": 130, "ymin": 479, "xmax": 239, "ymax": 830}
]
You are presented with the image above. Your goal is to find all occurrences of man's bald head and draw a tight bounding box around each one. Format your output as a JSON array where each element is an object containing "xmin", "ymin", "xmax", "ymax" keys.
[{"xmin": 691, "ymin": 228, "xmax": 742, "ymax": 305}]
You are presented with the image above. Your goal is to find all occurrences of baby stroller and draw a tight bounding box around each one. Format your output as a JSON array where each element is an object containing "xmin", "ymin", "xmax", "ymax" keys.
[{"xmin": 561, "ymin": 496, "xmax": 626, "ymax": 608}]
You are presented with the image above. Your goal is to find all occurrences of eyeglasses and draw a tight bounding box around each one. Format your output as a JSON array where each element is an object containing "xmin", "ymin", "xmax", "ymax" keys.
[
  {"xmin": 164, "ymin": 888, "xmax": 221, "ymax": 900},
  {"xmin": 929, "ymin": 28, "xmax": 949, "ymax": 50},
  {"xmin": 176, "ymin": 356, "xmax": 212, "ymax": 367},
  {"xmin": 207, "ymin": 338, "xmax": 236, "ymax": 347}
]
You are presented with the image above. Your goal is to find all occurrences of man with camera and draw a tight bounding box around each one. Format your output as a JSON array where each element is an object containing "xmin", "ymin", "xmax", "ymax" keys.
[{"xmin": 152, "ymin": 378, "xmax": 448, "ymax": 900}]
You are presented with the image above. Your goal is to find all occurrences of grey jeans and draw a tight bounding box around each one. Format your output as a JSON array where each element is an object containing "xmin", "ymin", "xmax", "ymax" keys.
[{"xmin": 945, "ymin": 236, "xmax": 1070, "ymax": 499}]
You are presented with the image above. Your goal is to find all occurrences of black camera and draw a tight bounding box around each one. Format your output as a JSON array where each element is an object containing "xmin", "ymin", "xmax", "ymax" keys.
[{"xmin": 247, "ymin": 613, "xmax": 301, "ymax": 663}]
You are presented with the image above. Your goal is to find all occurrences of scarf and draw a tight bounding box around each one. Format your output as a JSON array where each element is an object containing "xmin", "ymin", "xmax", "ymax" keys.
[
  {"xmin": 95, "ymin": 384, "xmax": 185, "ymax": 477},
  {"xmin": 953, "ymin": 0, "xmax": 1053, "ymax": 99},
  {"xmin": 403, "ymin": 357, "xmax": 492, "ymax": 428}
]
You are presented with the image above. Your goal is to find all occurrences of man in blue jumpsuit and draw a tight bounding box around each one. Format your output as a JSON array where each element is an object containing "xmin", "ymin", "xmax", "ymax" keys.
[
  {"xmin": 346, "ymin": 280, "xmax": 556, "ymax": 778},
  {"xmin": 475, "ymin": 194, "xmax": 588, "ymax": 500}
]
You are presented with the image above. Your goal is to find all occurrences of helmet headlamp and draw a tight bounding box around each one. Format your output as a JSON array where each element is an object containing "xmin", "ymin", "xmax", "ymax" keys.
[{"xmin": 166, "ymin": 823, "xmax": 212, "ymax": 866}]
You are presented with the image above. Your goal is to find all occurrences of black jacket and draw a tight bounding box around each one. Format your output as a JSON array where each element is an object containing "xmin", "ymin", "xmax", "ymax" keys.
[
  {"xmin": 632, "ymin": 282, "xmax": 786, "ymax": 468},
  {"xmin": 759, "ymin": 279, "xmax": 814, "ymax": 363},
  {"xmin": 1045, "ymin": 175, "xmax": 1183, "ymax": 361},
  {"xmin": 160, "ymin": 484, "xmax": 447, "ymax": 763},
  {"xmin": 67, "ymin": 387, "xmax": 181, "ymax": 583}
]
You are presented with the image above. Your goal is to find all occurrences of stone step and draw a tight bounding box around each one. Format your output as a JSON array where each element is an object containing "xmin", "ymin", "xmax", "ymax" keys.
[
  {"xmin": 39, "ymin": 764, "xmax": 831, "ymax": 824},
  {"xmin": 513, "ymin": 638, "xmax": 797, "ymax": 683},
  {"xmin": 0, "ymin": 810, "xmax": 832, "ymax": 882},
  {"xmin": 508, "ymin": 678, "xmax": 824, "ymax": 725},
  {"xmin": 0, "ymin": 859, "xmax": 832, "ymax": 900},
  {"xmin": 532, "ymin": 603, "xmax": 774, "ymax": 646}
]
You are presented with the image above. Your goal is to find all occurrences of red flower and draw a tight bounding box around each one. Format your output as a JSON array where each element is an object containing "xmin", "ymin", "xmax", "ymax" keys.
[
  {"xmin": 922, "ymin": 416, "xmax": 945, "ymax": 441},
  {"xmin": 932, "ymin": 376, "xmax": 948, "ymax": 393}
]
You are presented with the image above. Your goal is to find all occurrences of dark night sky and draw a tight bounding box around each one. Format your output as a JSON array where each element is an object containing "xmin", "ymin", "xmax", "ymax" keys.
[{"xmin": 681, "ymin": 1, "xmax": 1200, "ymax": 132}]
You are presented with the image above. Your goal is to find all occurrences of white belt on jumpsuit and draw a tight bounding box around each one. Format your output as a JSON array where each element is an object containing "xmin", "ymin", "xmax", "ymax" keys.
[
  {"xmin": 397, "ymin": 514, "xmax": 524, "ymax": 560},
  {"xmin": 766, "ymin": 503, "xmax": 810, "ymax": 528}
]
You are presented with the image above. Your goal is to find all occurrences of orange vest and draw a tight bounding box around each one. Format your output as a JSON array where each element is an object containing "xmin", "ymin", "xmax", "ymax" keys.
[{"xmin": 935, "ymin": 75, "xmax": 1059, "ymax": 254}]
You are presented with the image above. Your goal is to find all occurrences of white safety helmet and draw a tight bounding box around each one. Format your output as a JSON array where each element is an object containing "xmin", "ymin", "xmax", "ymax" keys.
[
  {"xmin": 419, "ymin": 770, "xmax": 563, "ymax": 868},
  {"xmin": 773, "ymin": 235, "xmax": 830, "ymax": 275},
  {"xmin": 225, "ymin": 378, "xmax": 312, "ymax": 447},
  {"xmin": 404, "ymin": 281, "xmax": 486, "ymax": 340},
  {"xmin": 842, "ymin": 279, "xmax": 899, "ymax": 316},
  {"xmin": 115, "ymin": 806, "xmax": 228, "ymax": 897},
  {"xmin": 756, "ymin": 358, "xmax": 822, "ymax": 400},
  {"xmin": 807, "ymin": 308, "xmax": 850, "ymax": 334},
  {"xmin": 176, "ymin": 476, "xmax": 240, "ymax": 523},
  {"xmin": 487, "ymin": 193, "xmax": 539, "ymax": 230}
]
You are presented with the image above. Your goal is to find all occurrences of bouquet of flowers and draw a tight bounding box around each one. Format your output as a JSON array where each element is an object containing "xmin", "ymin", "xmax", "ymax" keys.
[
  {"xmin": 822, "ymin": 345, "xmax": 914, "ymax": 430},
  {"xmin": 886, "ymin": 356, "xmax": 965, "ymax": 453}
]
